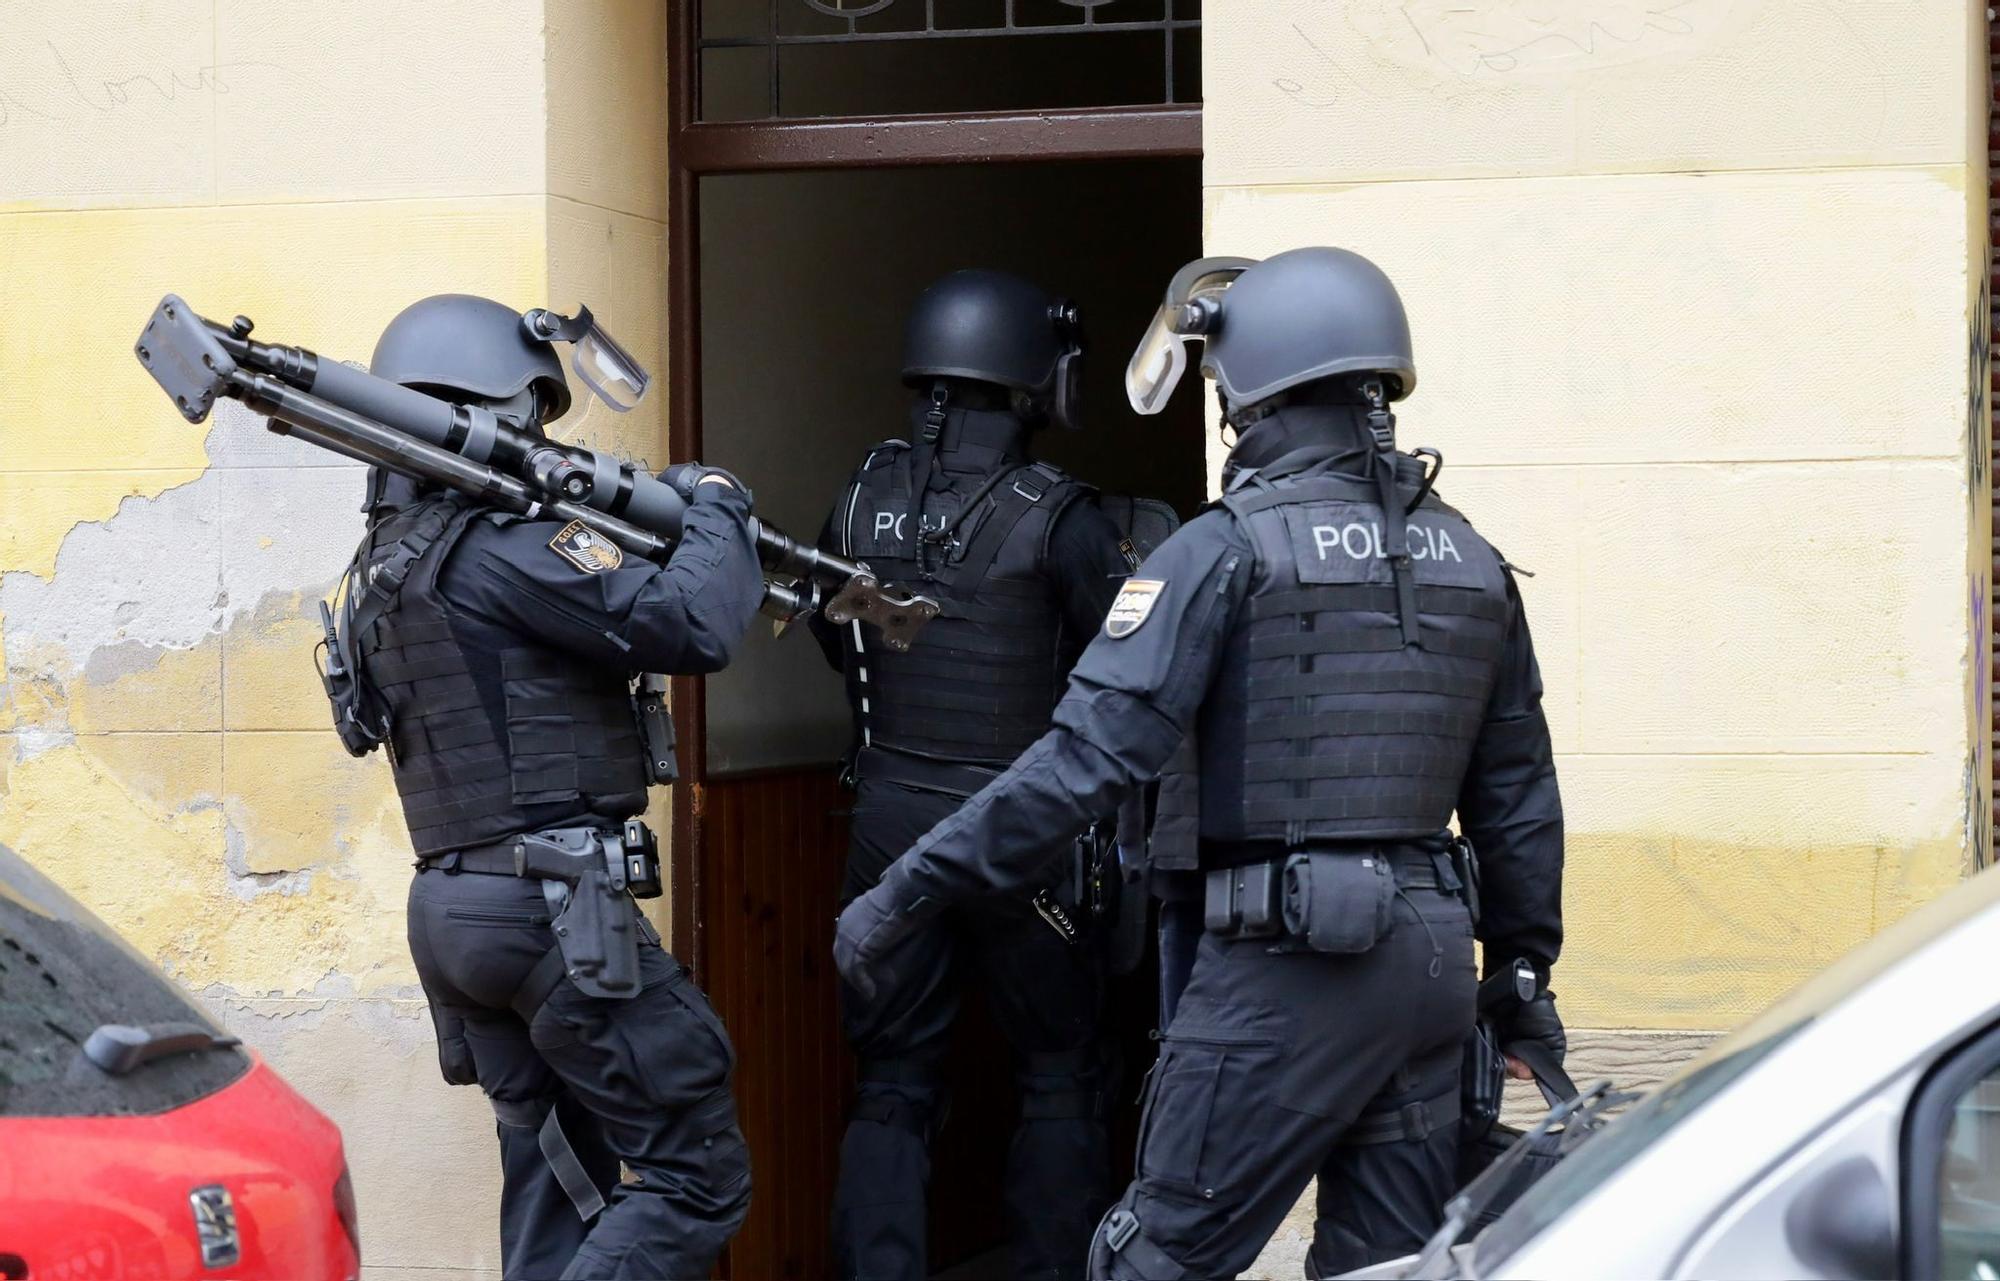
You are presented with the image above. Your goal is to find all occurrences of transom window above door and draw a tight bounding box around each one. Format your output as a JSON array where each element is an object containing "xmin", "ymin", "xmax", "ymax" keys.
[{"xmin": 696, "ymin": 0, "xmax": 1201, "ymax": 121}]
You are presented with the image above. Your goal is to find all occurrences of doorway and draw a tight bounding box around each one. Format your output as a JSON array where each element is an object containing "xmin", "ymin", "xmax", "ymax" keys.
[{"xmin": 665, "ymin": 6, "xmax": 1204, "ymax": 1277}]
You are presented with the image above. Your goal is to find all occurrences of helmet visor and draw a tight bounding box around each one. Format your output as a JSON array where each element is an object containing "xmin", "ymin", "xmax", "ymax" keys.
[
  {"xmin": 1125, "ymin": 308, "xmax": 1190, "ymax": 416},
  {"xmin": 572, "ymin": 323, "xmax": 651, "ymax": 413},
  {"xmin": 1123, "ymin": 258, "xmax": 1255, "ymax": 415}
]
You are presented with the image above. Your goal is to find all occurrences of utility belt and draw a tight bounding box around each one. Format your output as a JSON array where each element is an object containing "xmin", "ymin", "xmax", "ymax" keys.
[
  {"xmin": 1201, "ymin": 837, "xmax": 1477, "ymax": 955},
  {"xmin": 850, "ymin": 745, "xmax": 1001, "ymax": 799},
  {"xmin": 421, "ymin": 819, "xmax": 662, "ymax": 1004}
]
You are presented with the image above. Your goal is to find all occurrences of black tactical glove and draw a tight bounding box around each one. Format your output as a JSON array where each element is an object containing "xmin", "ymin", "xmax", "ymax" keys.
[
  {"xmin": 1500, "ymin": 990, "xmax": 1567, "ymax": 1081},
  {"xmin": 658, "ymin": 462, "xmax": 749, "ymax": 505},
  {"xmin": 833, "ymin": 861, "xmax": 942, "ymax": 1005}
]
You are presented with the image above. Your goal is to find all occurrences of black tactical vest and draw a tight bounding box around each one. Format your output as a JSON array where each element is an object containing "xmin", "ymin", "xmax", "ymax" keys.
[
  {"xmin": 353, "ymin": 497, "xmax": 651, "ymax": 855},
  {"xmin": 836, "ymin": 412, "xmax": 1088, "ymax": 767},
  {"xmin": 1188, "ymin": 463, "xmax": 1512, "ymax": 860}
]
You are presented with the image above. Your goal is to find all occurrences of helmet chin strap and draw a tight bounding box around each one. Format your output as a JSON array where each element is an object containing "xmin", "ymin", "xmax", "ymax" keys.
[
  {"xmin": 485, "ymin": 385, "xmax": 545, "ymax": 436},
  {"xmin": 1360, "ymin": 378, "xmax": 1396, "ymax": 453}
]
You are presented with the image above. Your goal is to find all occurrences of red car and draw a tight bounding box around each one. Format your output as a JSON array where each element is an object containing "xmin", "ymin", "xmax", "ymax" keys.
[{"xmin": 0, "ymin": 845, "xmax": 360, "ymax": 1280}]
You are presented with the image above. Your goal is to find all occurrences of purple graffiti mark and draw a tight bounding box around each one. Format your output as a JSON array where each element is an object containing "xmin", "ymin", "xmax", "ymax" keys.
[
  {"xmin": 1975, "ymin": 575, "xmax": 1989, "ymax": 724},
  {"xmin": 1971, "ymin": 271, "xmax": 1991, "ymax": 498},
  {"xmin": 1973, "ymin": 574, "xmax": 1990, "ymax": 871}
]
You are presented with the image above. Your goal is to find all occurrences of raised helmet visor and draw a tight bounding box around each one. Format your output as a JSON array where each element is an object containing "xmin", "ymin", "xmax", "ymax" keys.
[
  {"xmin": 1124, "ymin": 256, "xmax": 1257, "ymax": 415},
  {"xmin": 524, "ymin": 305, "xmax": 653, "ymax": 413}
]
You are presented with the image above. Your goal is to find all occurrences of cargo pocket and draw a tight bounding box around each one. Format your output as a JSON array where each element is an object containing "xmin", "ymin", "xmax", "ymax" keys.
[
  {"xmin": 502, "ymin": 648, "xmax": 580, "ymax": 803},
  {"xmin": 425, "ymin": 995, "xmax": 479, "ymax": 1086},
  {"xmin": 669, "ymin": 968, "xmax": 739, "ymax": 1076},
  {"xmin": 1135, "ymin": 1028, "xmax": 1274, "ymax": 1199},
  {"xmin": 687, "ymin": 1089, "xmax": 751, "ymax": 1199}
]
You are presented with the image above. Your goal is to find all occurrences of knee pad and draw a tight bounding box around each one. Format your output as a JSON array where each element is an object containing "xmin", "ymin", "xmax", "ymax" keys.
[
  {"xmin": 1019, "ymin": 1047, "xmax": 1106, "ymax": 1121},
  {"xmin": 1089, "ymin": 1205, "xmax": 1189, "ymax": 1281}
]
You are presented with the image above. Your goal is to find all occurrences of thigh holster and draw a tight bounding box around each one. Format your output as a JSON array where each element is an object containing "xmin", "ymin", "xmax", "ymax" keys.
[{"xmin": 1340, "ymin": 1062, "xmax": 1461, "ymax": 1147}]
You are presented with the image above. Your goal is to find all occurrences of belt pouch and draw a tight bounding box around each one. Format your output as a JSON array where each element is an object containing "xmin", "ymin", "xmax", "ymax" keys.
[
  {"xmin": 1281, "ymin": 851, "xmax": 1395, "ymax": 953},
  {"xmin": 1203, "ymin": 861, "xmax": 1283, "ymax": 938}
]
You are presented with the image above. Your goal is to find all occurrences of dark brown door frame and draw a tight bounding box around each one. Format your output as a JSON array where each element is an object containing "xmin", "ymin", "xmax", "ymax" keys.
[{"xmin": 663, "ymin": 5, "xmax": 1200, "ymax": 969}]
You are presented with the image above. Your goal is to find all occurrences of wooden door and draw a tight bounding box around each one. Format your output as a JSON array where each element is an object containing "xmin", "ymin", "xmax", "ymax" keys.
[
  {"xmin": 697, "ymin": 769, "xmax": 853, "ymax": 1279},
  {"xmin": 665, "ymin": 6, "xmax": 1203, "ymax": 1275}
]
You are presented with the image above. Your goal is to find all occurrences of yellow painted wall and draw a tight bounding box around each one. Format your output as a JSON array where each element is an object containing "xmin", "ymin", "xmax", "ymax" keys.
[
  {"xmin": 0, "ymin": 3, "xmax": 667, "ymax": 1275},
  {"xmin": 3, "ymin": 1, "xmax": 1990, "ymax": 1273},
  {"xmin": 1205, "ymin": 0, "xmax": 1992, "ymax": 1031}
]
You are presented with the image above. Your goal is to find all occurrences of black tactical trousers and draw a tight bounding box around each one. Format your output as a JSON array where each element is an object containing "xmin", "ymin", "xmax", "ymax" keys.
[
  {"xmin": 833, "ymin": 781, "xmax": 1114, "ymax": 1281},
  {"xmin": 1091, "ymin": 888, "xmax": 1475, "ymax": 1281},
  {"xmin": 408, "ymin": 866, "xmax": 752, "ymax": 1281}
]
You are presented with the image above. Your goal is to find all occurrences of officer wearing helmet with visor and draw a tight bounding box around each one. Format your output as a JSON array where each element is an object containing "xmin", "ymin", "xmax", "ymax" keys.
[
  {"xmin": 338, "ymin": 294, "xmax": 761, "ymax": 1280},
  {"xmin": 836, "ymin": 249, "xmax": 1566, "ymax": 1278}
]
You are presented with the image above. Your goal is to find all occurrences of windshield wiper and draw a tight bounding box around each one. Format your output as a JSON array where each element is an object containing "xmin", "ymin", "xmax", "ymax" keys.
[
  {"xmin": 1405, "ymin": 1078, "xmax": 1641, "ymax": 1280},
  {"xmin": 82, "ymin": 1022, "xmax": 242, "ymax": 1076}
]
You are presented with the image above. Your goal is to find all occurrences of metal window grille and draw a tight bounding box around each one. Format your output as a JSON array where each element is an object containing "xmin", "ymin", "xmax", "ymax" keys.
[{"xmin": 697, "ymin": 0, "xmax": 1200, "ymax": 120}]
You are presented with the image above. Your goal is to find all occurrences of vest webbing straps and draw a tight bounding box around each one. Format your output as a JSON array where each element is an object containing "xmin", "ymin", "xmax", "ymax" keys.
[
  {"xmin": 843, "ymin": 442, "xmax": 1073, "ymax": 764},
  {"xmin": 1374, "ymin": 447, "xmax": 1420, "ymax": 646},
  {"xmin": 1202, "ymin": 458, "xmax": 1510, "ymax": 847},
  {"xmin": 943, "ymin": 462, "xmax": 1069, "ymax": 593}
]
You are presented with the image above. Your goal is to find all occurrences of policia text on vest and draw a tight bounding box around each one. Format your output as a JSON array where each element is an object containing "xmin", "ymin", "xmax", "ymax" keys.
[{"xmin": 1309, "ymin": 517, "xmax": 1462, "ymax": 564}]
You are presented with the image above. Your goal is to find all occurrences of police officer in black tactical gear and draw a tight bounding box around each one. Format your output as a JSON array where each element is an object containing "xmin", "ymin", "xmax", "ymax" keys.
[
  {"xmin": 331, "ymin": 294, "xmax": 760, "ymax": 1280},
  {"xmin": 810, "ymin": 269, "xmax": 1137, "ymax": 1281},
  {"xmin": 835, "ymin": 248, "xmax": 1567, "ymax": 1279}
]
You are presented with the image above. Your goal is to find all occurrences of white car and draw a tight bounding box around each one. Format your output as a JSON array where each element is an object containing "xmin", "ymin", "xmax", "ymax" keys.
[{"xmin": 1371, "ymin": 863, "xmax": 2000, "ymax": 1280}]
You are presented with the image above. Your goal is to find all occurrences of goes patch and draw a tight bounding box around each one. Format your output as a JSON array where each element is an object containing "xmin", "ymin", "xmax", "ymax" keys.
[
  {"xmin": 1105, "ymin": 579, "xmax": 1164, "ymax": 638},
  {"xmin": 549, "ymin": 520, "xmax": 624, "ymax": 574}
]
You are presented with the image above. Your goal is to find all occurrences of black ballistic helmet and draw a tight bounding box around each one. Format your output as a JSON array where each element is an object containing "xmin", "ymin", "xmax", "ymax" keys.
[
  {"xmin": 1126, "ymin": 247, "xmax": 1416, "ymax": 416},
  {"xmin": 371, "ymin": 294, "xmax": 574, "ymax": 424},
  {"xmin": 1206, "ymin": 248, "xmax": 1415, "ymax": 406},
  {"xmin": 902, "ymin": 269, "xmax": 1084, "ymax": 430}
]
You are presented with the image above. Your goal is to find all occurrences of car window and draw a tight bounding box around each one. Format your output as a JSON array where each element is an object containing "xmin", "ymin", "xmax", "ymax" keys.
[
  {"xmin": 1935, "ymin": 1070, "xmax": 2000, "ymax": 1278},
  {"xmin": 1906, "ymin": 1021, "xmax": 2000, "ymax": 1280},
  {"xmin": 0, "ymin": 845, "xmax": 248, "ymax": 1117}
]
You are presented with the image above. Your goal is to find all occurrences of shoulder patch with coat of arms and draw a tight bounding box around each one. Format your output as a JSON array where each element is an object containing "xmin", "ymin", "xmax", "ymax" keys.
[
  {"xmin": 548, "ymin": 520, "xmax": 623, "ymax": 574},
  {"xmin": 1104, "ymin": 579, "xmax": 1164, "ymax": 638}
]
